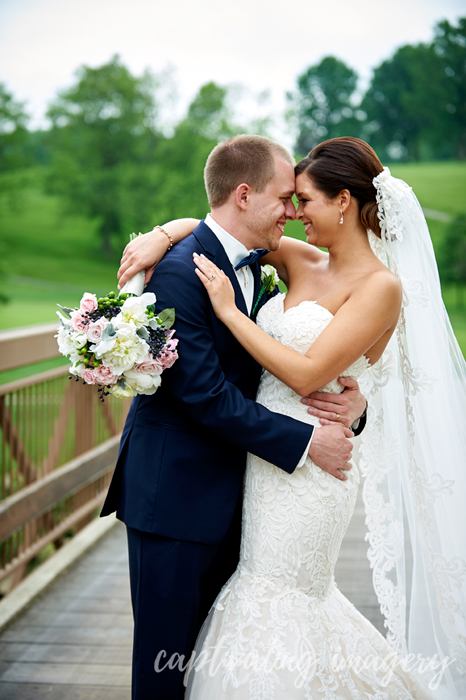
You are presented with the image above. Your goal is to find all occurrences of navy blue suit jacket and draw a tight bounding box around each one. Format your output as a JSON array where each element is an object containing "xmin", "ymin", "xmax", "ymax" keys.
[{"xmin": 101, "ymin": 221, "xmax": 314, "ymax": 544}]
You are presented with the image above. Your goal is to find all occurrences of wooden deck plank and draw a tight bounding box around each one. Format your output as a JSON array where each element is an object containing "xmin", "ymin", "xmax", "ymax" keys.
[
  {"xmin": 0, "ymin": 524, "xmax": 132, "ymax": 698},
  {"xmin": 48, "ymin": 575, "xmax": 131, "ymax": 596},
  {"xmin": 0, "ymin": 683, "xmax": 131, "ymax": 700},
  {"xmin": 11, "ymin": 610, "xmax": 134, "ymax": 630},
  {"xmin": 1, "ymin": 625, "xmax": 133, "ymax": 646},
  {"xmin": 25, "ymin": 596, "xmax": 131, "ymax": 615},
  {"xmin": 0, "ymin": 660, "xmax": 131, "ymax": 686},
  {"xmin": 0, "ymin": 642, "xmax": 132, "ymax": 665}
]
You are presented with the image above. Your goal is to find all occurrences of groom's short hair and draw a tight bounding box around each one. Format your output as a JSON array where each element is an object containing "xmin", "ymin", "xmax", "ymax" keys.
[{"xmin": 204, "ymin": 135, "xmax": 294, "ymax": 208}]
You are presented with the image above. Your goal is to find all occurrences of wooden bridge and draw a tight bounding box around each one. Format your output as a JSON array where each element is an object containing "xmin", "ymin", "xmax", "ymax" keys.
[{"xmin": 0, "ymin": 324, "xmax": 385, "ymax": 699}]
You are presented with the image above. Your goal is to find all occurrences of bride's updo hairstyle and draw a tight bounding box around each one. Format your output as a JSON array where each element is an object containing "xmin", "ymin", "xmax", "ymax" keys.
[{"xmin": 295, "ymin": 137, "xmax": 384, "ymax": 238}]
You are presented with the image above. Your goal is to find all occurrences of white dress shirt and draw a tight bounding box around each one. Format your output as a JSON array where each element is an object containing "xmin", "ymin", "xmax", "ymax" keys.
[
  {"xmin": 205, "ymin": 214, "xmax": 255, "ymax": 313},
  {"xmin": 204, "ymin": 214, "xmax": 313, "ymax": 468}
]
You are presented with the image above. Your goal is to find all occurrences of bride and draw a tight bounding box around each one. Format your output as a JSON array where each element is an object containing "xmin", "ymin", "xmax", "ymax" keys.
[{"xmin": 119, "ymin": 137, "xmax": 466, "ymax": 698}]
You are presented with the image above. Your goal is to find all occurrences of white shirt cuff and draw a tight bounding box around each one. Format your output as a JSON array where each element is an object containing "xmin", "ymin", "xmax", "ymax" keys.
[{"xmin": 296, "ymin": 431, "xmax": 314, "ymax": 469}]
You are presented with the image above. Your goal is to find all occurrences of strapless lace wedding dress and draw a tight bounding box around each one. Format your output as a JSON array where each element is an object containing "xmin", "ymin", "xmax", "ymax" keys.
[{"xmin": 186, "ymin": 294, "xmax": 429, "ymax": 700}]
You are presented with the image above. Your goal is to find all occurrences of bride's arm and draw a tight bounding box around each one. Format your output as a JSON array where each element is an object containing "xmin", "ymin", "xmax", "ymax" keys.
[
  {"xmin": 194, "ymin": 254, "xmax": 401, "ymax": 396},
  {"xmin": 118, "ymin": 219, "xmax": 200, "ymax": 289},
  {"xmin": 117, "ymin": 218, "xmax": 321, "ymax": 291}
]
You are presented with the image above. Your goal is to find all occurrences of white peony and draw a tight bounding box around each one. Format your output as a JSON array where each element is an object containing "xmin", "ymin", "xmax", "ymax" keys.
[
  {"xmin": 93, "ymin": 324, "xmax": 149, "ymax": 375},
  {"xmin": 114, "ymin": 292, "xmax": 156, "ymax": 329},
  {"xmin": 56, "ymin": 323, "xmax": 75, "ymax": 357},
  {"xmin": 123, "ymin": 369, "xmax": 162, "ymax": 395}
]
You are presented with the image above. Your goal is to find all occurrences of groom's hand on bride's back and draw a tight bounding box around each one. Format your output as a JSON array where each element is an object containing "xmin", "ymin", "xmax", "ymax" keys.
[
  {"xmin": 308, "ymin": 425, "xmax": 354, "ymax": 481},
  {"xmin": 301, "ymin": 377, "xmax": 366, "ymax": 429}
]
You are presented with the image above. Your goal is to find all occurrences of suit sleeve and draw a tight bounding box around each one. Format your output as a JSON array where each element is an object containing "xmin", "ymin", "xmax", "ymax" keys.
[
  {"xmin": 149, "ymin": 255, "xmax": 313, "ymax": 475},
  {"xmin": 351, "ymin": 412, "xmax": 367, "ymax": 437}
]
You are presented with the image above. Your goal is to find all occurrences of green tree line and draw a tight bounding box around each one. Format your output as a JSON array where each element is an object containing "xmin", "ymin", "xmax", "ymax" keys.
[
  {"xmin": 288, "ymin": 18, "xmax": 465, "ymax": 161},
  {"xmin": 0, "ymin": 16, "xmax": 464, "ymax": 286}
]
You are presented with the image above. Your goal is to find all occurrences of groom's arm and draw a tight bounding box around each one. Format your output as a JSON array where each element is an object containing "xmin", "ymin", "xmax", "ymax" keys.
[
  {"xmin": 150, "ymin": 257, "xmax": 311, "ymax": 473},
  {"xmin": 149, "ymin": 254, "xmax": 316, "ymax": 475}
]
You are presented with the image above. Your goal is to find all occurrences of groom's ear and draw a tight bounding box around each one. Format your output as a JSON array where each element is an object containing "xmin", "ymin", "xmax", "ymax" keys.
[{"xmin": 235, "ymin": 183, "xmax": 251, "ymax": 210}]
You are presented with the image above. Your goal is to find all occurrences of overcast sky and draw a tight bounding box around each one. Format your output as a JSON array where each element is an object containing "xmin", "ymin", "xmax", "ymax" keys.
[{"xmin": 0, "ymin": 0, "xmax": 464, "ymax": 144}]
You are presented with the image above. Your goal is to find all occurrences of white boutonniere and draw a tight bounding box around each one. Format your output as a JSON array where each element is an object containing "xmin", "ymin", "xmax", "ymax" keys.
[{"xmin": 252, "ymin": 264, "xmax": 280, "ymax": 316}]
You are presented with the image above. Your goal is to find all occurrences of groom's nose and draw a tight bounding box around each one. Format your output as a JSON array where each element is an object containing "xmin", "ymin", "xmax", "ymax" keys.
[{"xmin": 284, "ymin": 198, "xmax": 296, "ymax": 220}]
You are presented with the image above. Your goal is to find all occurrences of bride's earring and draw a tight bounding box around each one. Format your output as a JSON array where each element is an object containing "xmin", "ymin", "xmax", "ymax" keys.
[{"xmin": 339, "ymin": 210, "xmax": 344, "ymax": 225}]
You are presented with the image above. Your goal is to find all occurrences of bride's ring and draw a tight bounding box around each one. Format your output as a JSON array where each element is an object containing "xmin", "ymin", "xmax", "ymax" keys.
[
  {"xmin": 336, "ymin": 413, "xmax": 340, "ymax": 422},
  {"xmin": 209, "ymin": 275, "xmax": 216, "ymax": 282}
]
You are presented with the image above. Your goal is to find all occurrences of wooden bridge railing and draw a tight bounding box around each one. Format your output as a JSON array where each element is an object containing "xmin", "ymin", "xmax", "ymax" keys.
[{"xmin": 0, "ymin": 323, "xmax": 130, "ymax": 595}]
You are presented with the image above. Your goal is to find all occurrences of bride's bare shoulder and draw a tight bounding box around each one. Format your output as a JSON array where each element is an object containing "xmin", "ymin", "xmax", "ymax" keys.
[
  {"xmin": 357, "ymin": 267, "xmax": 402, "ymax": 315},
  {"xmin": 279, "ymin": 236, "xmax": 328, "ymax": 266}
]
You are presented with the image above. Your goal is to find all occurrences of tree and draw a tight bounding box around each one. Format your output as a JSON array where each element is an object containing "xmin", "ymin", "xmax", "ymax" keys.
[
  {"xmin": 0, "ymin": 83, "xmax": 29, "ymax": 174},
  {"xmin": 181, "ymin": 82, "xmax": 236, "ymax": 140},
  {"xmin": 46, "ymin": 55, "xmax": 160, "ymax": 256},
  {"xmin": 141, "ymin": 82, "xmax": 240, "ymax": 225},
  {"xmin": 432, "ymin": 18, "xmax": 466, "ymax": 159},
  {"xmin": 287, "ymin": 57, "xmax": 363, "ymax": 155},
  {"xmin": 438, "ymin": 214, "xmax": 466, "ymax": 307},
  {"xmin": 0, "ymin": 84, "xmax": 29, "ymax": 304},
  {"xmin": 362, "ymin": 17, "xmax": 466, "ymax": 161},
  {"xmin": 363, "ymin": 44, "xmax": 441, "ymax": 160}
]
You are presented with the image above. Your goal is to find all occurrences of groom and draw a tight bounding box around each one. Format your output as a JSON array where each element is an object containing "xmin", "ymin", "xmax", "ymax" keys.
[{"xmin": 101, "ymin": 135, "xmax": 366, "ymax": 700}]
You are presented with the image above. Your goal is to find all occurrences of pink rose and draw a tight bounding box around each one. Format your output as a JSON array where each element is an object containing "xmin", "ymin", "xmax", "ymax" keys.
[
  {"xmin": 70, "ymin": 310, "xmax": 88, "ymax": 333},
  {"xmin": 80, "ymin": 293, "xmax": 98, "ymax": 313},
  {"xmin": 94, "ymin": 364, "xmax": 118, "ymax": 385},
  {"xmin": 82, "ymin": 368, "xmax": 97, "ymax": 385},
  {"xmin": 159, "ymin": 339, "xmax": 179, "ymax": 370},
  {"xmin": 134, "ymin": 354, "xmax": 163, "ymax": 376},
  {"xmin": 87, "ymin": 318, "xmax": 107, "ymax": 344}
]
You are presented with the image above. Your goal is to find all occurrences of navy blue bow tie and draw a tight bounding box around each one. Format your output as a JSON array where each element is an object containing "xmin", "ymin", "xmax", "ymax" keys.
[{"xmin": 234, "ymin": 248, "xmax": 269, "ymax": 271}]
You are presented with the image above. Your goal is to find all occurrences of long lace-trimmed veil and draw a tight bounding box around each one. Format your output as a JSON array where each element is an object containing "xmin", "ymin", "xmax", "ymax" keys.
[{"xmin": 359, "ymin": 168, "xmax": 466, "ymax": 698}]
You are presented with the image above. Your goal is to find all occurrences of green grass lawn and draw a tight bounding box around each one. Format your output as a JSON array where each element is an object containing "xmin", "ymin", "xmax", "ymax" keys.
[
  {"xmin": 0, "ymin": 170, "xmax": 122, "ymax": 331},
  {"xmin": 389, "ymin": 161, "xmax": 466, "ymax": 215},
  {"xmin": 0, "ymin": 162, "xmax": 465, "ymax": 357}
]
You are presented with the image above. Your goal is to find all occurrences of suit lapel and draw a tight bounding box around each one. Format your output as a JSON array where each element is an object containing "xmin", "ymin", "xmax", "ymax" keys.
[
  {"xmin": 251, "ymin": 263, "xmax": 262, "ymax": 319},
  {"xmin": 193, "ymin": 221, "xmax": 248, "ymax": 317}
]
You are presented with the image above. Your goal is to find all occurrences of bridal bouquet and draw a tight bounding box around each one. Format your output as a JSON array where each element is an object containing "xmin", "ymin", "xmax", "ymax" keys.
[{"xmin": 56, "ymin": 290, "xmax": 178, "ymax": 400}]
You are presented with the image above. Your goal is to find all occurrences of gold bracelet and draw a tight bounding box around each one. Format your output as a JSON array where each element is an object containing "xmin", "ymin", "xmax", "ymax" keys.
[{"xmin": 154, "ymin": 226, "xmax": 173, "ymax": 251}]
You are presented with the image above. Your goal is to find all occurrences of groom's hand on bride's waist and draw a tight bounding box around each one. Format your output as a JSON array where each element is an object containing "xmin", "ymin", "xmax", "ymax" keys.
[
  {"xmin": 308, "ymin": 424, "xmax": 354, "ymax": 481},
  {"xmin": 301, "ymin": 377, "xmax": 366, "ymax": 430}
]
